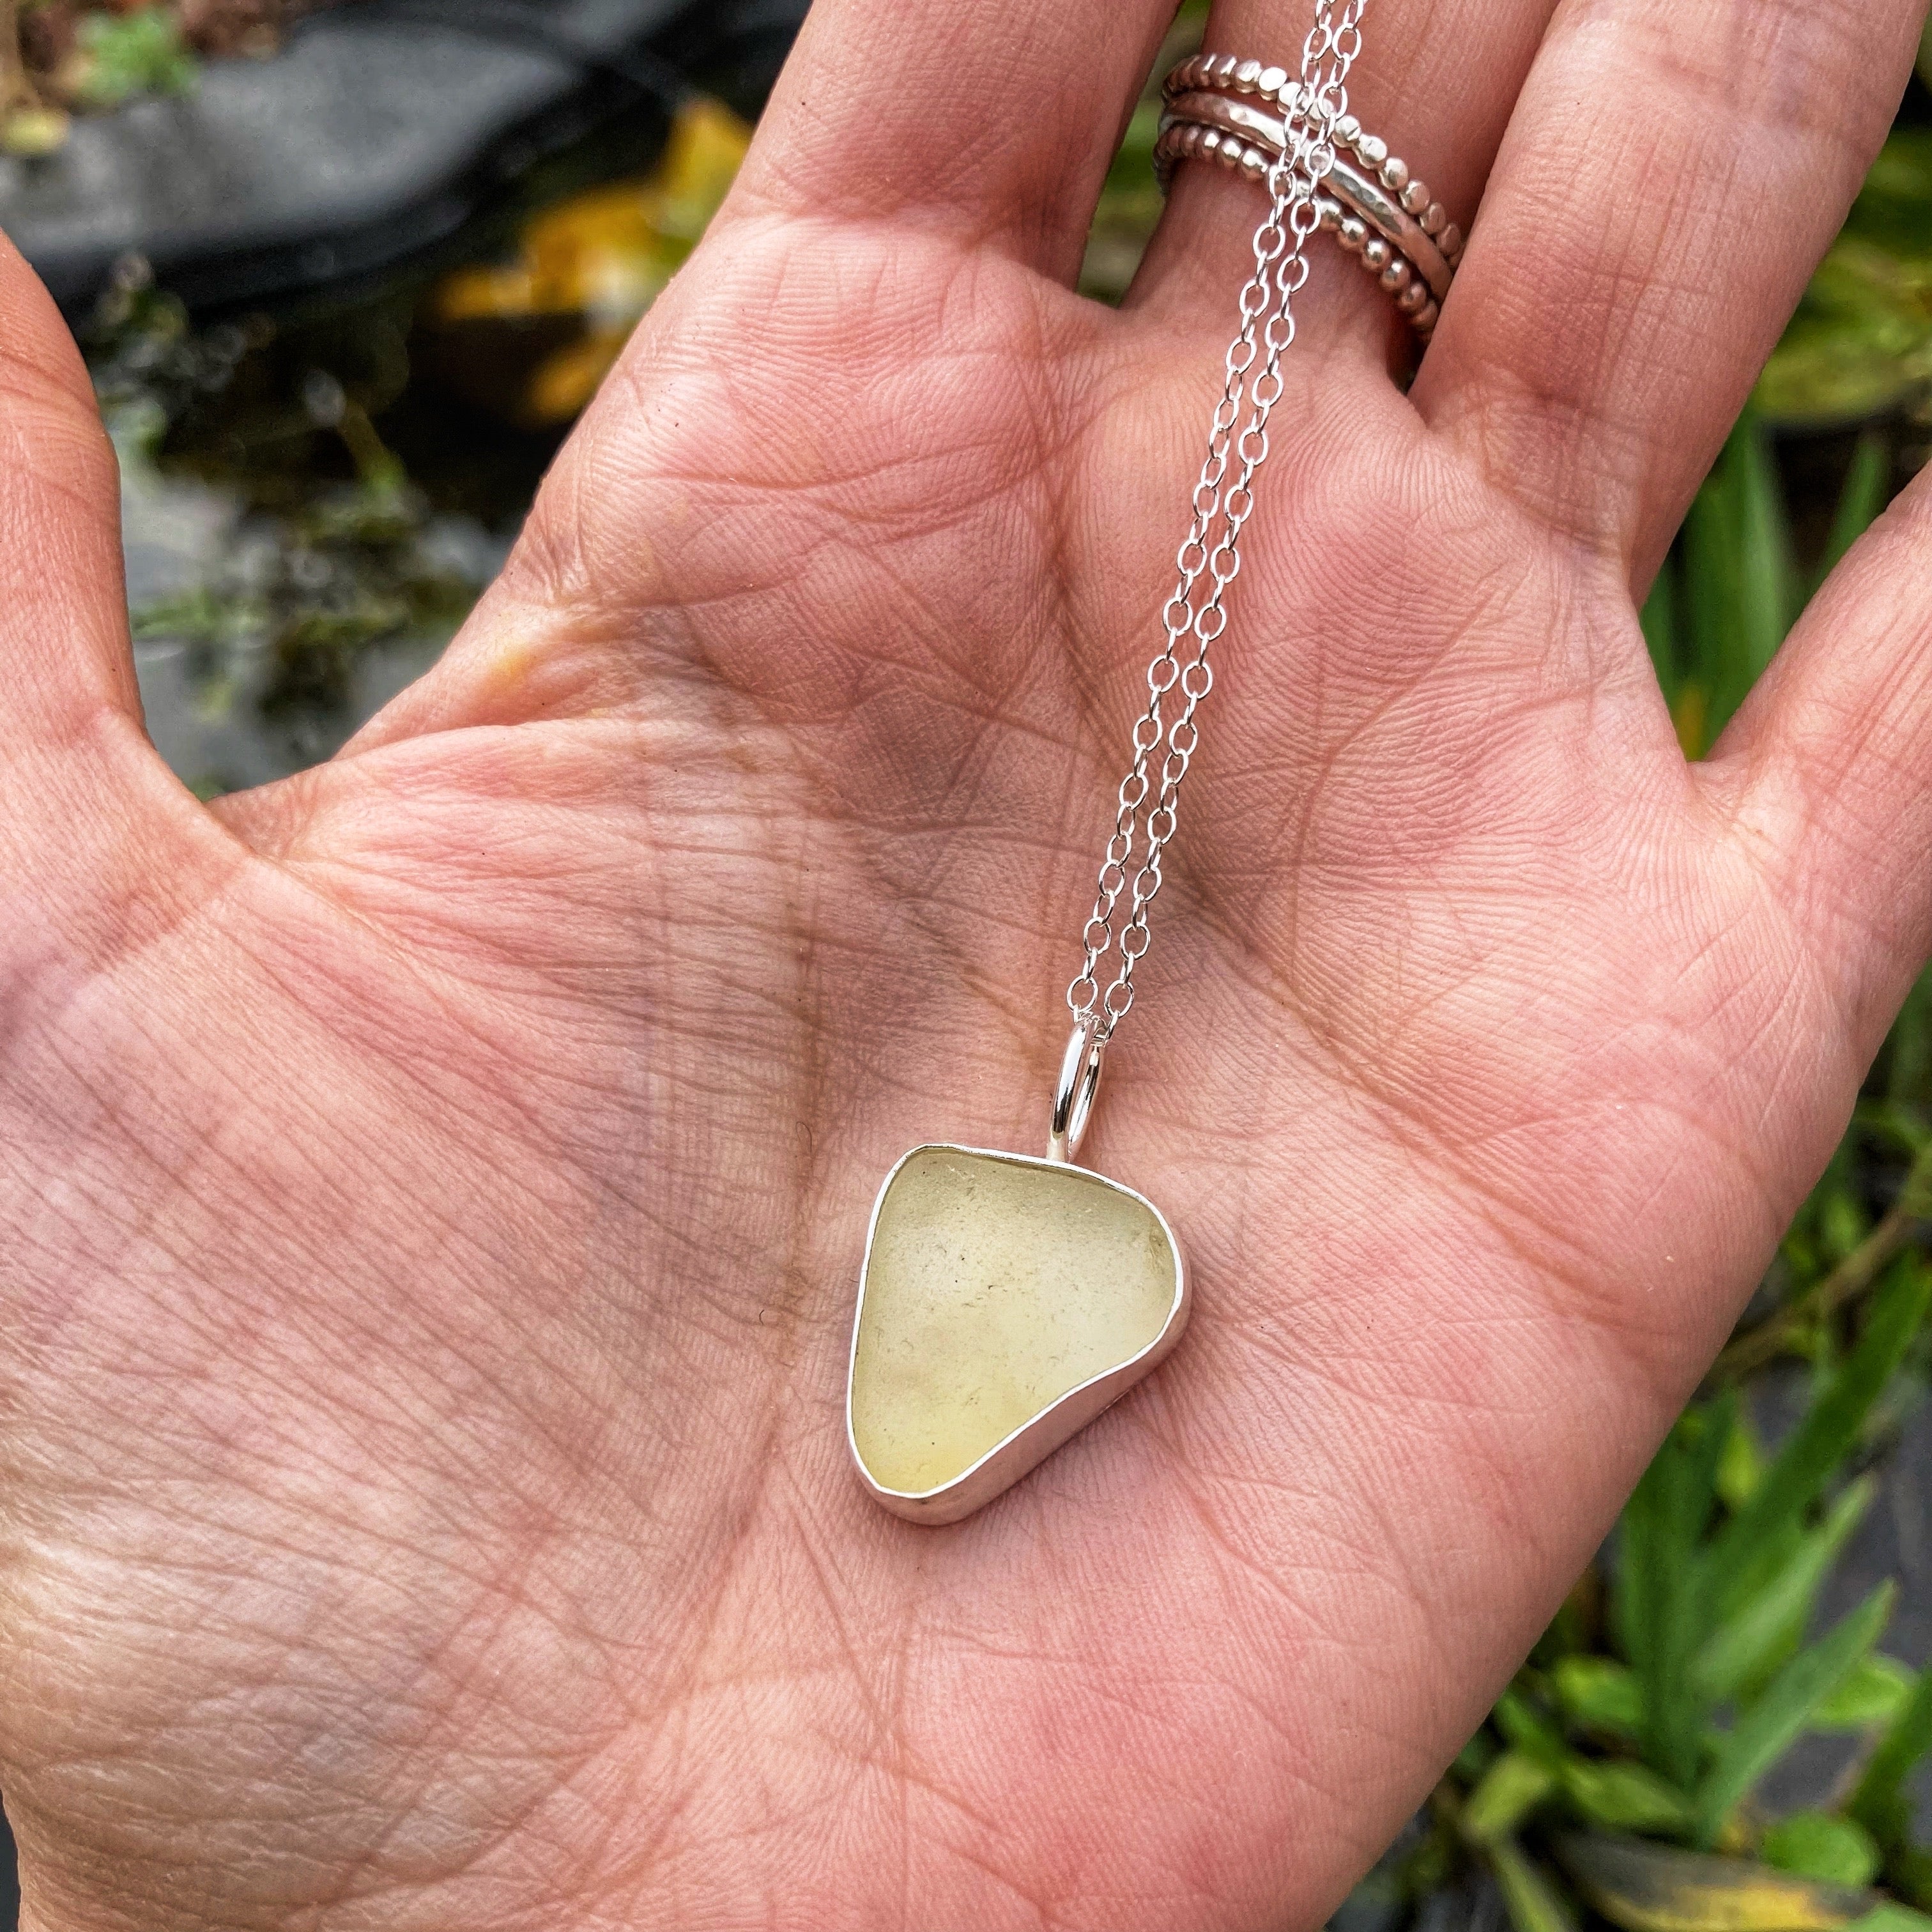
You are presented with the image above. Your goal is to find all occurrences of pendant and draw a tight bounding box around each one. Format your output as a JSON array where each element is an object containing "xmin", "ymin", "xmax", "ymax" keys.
[{"xmin": 847, "ymin": 1022, "xmax": 1190, "ymax": 1524}]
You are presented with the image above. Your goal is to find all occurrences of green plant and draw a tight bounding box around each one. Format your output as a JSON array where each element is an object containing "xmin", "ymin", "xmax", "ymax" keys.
[
  {"xmin": 1383, "ymin": 1259, "xmax": 1932, "ymax": 1932},
  {"xmin": 1639, "ymin": 412, "xmax": 1899, "ymax": 762},
  {"xmin": 74, "ymin": 3, "xmax": 196, "ymax": 107},
  {"xmin": 100, "ymin": 280, "xmax": 484, "ymax": 740},
  {"xmin": 1756, "ymin": 132, "xmax": 1932, "ymax": 429}
]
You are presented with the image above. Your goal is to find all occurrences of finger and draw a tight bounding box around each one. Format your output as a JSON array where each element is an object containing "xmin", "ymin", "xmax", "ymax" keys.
[
  {"xmin": 1713, "ymin": 463, "xmax": 1932, "ymax": 1054},
  {"xmin": 1415, "ymin": 0, "xmax": 1923, "ymax": 575},
  {"xmin": 726, "ymin": 0, "xmax": 1178, "ymax": 282},
  {"xmin": 0, "ymin": 235, "xmax": 210, "ymax": 917},
  {"xmin": 1127, "ymin": 0, "xmax": 1558, "ymax": 360},
  {"xmin": 0, "ymin": 233, "xmax": 139, "ymax": 762}
]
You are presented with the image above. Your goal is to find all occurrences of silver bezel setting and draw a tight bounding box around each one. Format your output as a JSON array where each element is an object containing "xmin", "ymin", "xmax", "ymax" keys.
[{"xmin": 847, "ymin": 1144, "xmax": 1190, "ymax": 1526}]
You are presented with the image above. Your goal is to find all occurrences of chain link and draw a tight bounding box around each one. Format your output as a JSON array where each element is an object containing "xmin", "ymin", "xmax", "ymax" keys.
[{"xmin": 1068, "ymin": 1, "xmax": 1370, "ymax": 1039}]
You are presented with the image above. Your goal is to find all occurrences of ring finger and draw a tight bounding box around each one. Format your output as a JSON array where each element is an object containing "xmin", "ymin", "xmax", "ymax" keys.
[{"xmin": 1126, "ymin": 0, "xmax": 1561, "ymax": 367}]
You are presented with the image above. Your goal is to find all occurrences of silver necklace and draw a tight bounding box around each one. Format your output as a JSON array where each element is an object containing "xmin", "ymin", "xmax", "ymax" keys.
[{"xmin": 848, "ymin": 2, "xmax": 1370, "ymax": 1524}]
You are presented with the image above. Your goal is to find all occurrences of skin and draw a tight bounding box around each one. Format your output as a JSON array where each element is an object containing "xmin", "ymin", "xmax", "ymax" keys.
[{"xmin": 3, "ymin": 0, "xmax": 1932, "ymax": 1924}]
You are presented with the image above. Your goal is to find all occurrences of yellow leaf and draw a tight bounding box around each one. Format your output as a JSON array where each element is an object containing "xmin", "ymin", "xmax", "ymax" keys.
[{"xmin": 1556, "ymin": 1834, "xmax": 1873, "ymax": 1932}]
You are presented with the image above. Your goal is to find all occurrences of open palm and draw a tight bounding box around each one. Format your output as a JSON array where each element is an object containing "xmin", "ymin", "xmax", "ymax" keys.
[{"xmin": 5, "ymin": 0, "xmax": 1932, "ymax": 1926}]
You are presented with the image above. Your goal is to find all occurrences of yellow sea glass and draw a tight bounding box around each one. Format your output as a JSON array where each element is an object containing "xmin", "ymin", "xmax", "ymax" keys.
[{"xmin": 850, "ymin": 1147, "xmax": 1181, "ymax": 1500}]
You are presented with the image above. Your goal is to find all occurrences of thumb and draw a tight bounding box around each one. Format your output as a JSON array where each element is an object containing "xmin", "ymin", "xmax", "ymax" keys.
[
  {"xmin": 0, "ymin": 234, "xmax": 211, "ymax": 921},
  {"xmin": 0, "ymin": 234, "xmax": 137, "ymax": 750}
]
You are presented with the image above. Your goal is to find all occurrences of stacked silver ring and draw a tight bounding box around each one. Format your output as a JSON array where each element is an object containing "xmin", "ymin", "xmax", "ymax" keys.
[{"xmin": 1156, "ymin": 52, "xmax": 1460, "ymax": 341}]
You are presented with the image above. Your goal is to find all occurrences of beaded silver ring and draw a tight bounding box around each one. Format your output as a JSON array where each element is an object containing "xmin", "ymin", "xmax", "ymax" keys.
[{"xmin": 1157, "ymin": 52, "xmax": 1463, "ymax": 342}]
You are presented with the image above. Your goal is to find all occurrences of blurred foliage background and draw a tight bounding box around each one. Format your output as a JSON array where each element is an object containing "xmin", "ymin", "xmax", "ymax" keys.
[
  {"xmin": 1, "ymin": 0, "xmax": 302, "ymax": 157},
  {"xmin": 58, "ymin": 7, "xmax": 1932, "ymax": 1931}
]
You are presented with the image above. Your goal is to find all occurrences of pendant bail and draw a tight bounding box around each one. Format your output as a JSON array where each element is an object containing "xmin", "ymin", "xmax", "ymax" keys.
[{"xmin": 1048, "ymin": 1017, "xmax": 1107, "ymax": 1165}]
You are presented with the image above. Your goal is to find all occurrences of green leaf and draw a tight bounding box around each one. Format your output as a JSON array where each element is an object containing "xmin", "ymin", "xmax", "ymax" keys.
[
  {"xmin": 1556, "ymin": 1657, "xmax": 1646, "ymax": 1741},
  {"xmin": 1889, "ymin": 1852, "xmax": 1932, "ymax": 1915},
  {"xmin": 1822, "ymin": 1189, "xmax": 1872, "ymax": 1266},
  {"xmin": 1702, "ymin": 1268, "xmax": 1931, "ymax": 1621},
  {"xmin": 1643, "ymin": 555, "xmax": 1680, "ymax": 691},
  {"xmin": 1497, "ymin": 1689, "xmax": 1570, "ymax": 1767},
  {"xmin": 1466, "ymin": 1751, "xmax": 1558, "ymax": 1843},
  {"xmin": 1623, "ymin": 1403, "xmax": 1734, "ymax": 1782},
  {"xmin": 1847, "ymin": 1908, "xmax": 1932, "ymax": 1932},
  {"xmin": 1695, "ymin": 1479, "xmax": 1876, "ymax": 1701},
  {"xmin": 1731, "ymin": 415, "xmax": 1802, "ymax": 685},
  {"xmin": 1756, "ymin": 133, "xmax": 1932, "ymax": 429},
  {"xmin": 1848, "ymin": 129, "xmax": 1932, "ymax": 254},
  {"xmin": 1455, "ymin": 1726, "xmax": 1501, "ymax": 1782},
  {"xmin": 1560, "ymin": 1759, "xmax": 1694, "ymax": 1834},
  {"xmin": 1491, "ymin": 1839, "xmax": 1581, "ymax": 1932},
  {"xmin": 1761, "ymin": 1814, "xmax": 1882, "ymax": 1890},
  {"xmin": 1814, "ymin": 433, "xmax": 1891, "ymax": 589},
  {"xmin": 1813, "ymin": 1655, "xmax": 1915, "ymax": 1732},
  {"xmin": 1718, "ymin": 1414, "xmax": 1767, "ymax": 1513},
  {"xmin": 76, "ymin": 6, "xmax": 199, "ymax": 107},
  {"xmin": 1102, "ymin": 100, "xmax": 1163, "ymax": 188},
  {"xmin": 1885, "ymin": 967, "xmax": 1932, "ymax": 1107},
  {"xmin": 1889, "ymin": 1851, "xmax": 1932, "ymax": 1914},
  {"xmin": 1695, "ymin": 1583, "xmax": 1896, "ymax": 1847},
  {"xmin": 1682, "ymin": 417, "xmax": 1801, "ymax": 740},
  {"xmin": 1556, "ymin": 1832, "xmax": 1873, "ymax": 1932},
  {"xmin": 1683, "ymin": 449, "xmax": 1744, "ymax": 735},
  {"xmin": 1645, "ymin": 546, "xmax": 1717, "ymax": 758},
  {"xmin": 1849, "ymin": 1646, "xmax": 1932, "ymax": 1852}
]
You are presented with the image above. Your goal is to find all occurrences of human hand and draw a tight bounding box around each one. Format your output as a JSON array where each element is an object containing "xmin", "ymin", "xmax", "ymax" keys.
[{"xmin": 4, "ymin": 0, "xmax": 1931, "ymax": 1924}]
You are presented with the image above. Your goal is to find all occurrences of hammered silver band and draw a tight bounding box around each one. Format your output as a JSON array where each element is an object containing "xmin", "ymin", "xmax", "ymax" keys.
[{"xmin": 1157, "ymin": 52, "xmax": 1460, "ymax": 342}]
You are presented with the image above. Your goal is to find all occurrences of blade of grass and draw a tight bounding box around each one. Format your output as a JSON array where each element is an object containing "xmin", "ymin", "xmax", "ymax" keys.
[
  {"xmin": 1642, "ymin": 553, "xmax": 1679, "ymax": 689},
  {"xmin": 1886, "ymin": 969, "xmax": 1932, "ymax": 1106},
  {"xmin": 1694, "ymin": 1477, "xmax": 1876, "ymax": 1701},
  {"xmin": 1732, "ymin": 414, "xmax": 1802, "ymax": 687},
  {"xmin": 1704, "ymin": 1264, "xmax": 1931, "ymax": 1607},
  {"xmin": 1685, "ymin": 417, "xmax": 1802, "ymax": 740},
  {"xmin": 1815, "ymin": 431, "xmax": 1892, "ymax": 588},
  {"xmin": 1722, "ymin": 1219, "xmax": 1932, "ymax": 1385},
  {"xmin": 1694, "ymin": 1583, "xmax": 1896, "ymax": 1847},
  {"xmin": 1849, "ymin": 1653, "xmax": 1932, "ymax": 1852},
  {"xmin": 1644, "ymin": 554, "xmax": 1699, "ymax": 756},
  {"xmin": 1491, "ymin": 1838, "xmax": 1582, "ymax": 1932},
  {"xmin": 1684, "ymin": 445, "xmax": 1746, "ymax": 734},
  {"xmin": 1621, "ymin": 1406, "xmax": 1731, "ymax": 1784}
]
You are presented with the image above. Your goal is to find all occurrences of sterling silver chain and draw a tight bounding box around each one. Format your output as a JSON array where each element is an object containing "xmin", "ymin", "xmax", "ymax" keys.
[{"xmin": 1067, "ymin": 1, "xmax": 1368, "ymax": 1041}]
